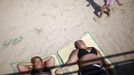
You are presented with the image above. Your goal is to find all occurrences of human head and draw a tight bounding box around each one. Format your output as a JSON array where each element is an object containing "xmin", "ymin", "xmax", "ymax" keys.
[
  {"xmin": 74, "ymin": 40, "xmax": 87, "ymax": 49},
  {"xmin": 31, "ymin": 56, "xmax": 43, "ymax": 70}
]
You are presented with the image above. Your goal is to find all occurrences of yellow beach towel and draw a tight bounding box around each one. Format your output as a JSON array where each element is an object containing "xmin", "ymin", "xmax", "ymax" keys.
[
  {"xmin": 57, "ymin": 32, "xmax": 113, "ymax": 75},
  {"xmin": 10, "ymin": 55, "xmax": 62, "ymax": 75}
]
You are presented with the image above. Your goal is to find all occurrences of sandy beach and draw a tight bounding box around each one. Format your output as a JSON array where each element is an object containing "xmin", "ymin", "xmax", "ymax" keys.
[{"xmin": 0, "ymin": 0, "xmax": 134, "ymax": 74}]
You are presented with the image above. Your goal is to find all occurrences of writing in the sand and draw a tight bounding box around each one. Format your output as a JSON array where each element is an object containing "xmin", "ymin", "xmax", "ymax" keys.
[{"xmin": 2, "ymin": 36, "xmax": 23, "ymax": 49}]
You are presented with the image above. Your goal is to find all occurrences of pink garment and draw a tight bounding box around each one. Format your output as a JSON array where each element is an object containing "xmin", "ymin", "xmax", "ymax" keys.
[{"xmin": 106, "ymin": 0, "xmax": 113, "ymax": 5}]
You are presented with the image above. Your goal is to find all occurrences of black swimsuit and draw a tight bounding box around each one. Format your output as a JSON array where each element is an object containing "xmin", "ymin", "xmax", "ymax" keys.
[
  {"xmin": 31, "ymin": 67, "xmax": 51, "ymax": 75},
  {"xmin": 78, "ymin": 47, "xmax": 97, "ymax": 59},
  {"xmin": 78, "ymin": 47, "xmax": 107, "ymax": 75}
]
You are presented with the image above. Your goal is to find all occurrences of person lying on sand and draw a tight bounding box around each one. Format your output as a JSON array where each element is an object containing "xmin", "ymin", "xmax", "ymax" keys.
[
  {"xmin": 56, "ymin": 40, "xmax": 111, "ymax": 75},
  {"xmin": 17, "ymin": 56, "xmax": 55, "ymax": 75}
]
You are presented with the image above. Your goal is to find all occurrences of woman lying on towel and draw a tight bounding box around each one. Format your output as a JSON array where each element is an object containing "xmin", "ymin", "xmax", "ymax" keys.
[
  {"xmin": 56, "ymin": 40, "xmax": 110, "ymax": 75},
  {"xmin": 17, "ymin": 56, "xmax": 55, "ymax": 75}
]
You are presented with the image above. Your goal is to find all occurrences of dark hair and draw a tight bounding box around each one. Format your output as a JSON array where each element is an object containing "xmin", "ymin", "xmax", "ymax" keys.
[
  {"xmin": 31, "ymin": 56, "xmax": 42, "ymax": 64},
  {"xmin": 74, "ymin": 40, "xmax": 85, "ymax": 49}
]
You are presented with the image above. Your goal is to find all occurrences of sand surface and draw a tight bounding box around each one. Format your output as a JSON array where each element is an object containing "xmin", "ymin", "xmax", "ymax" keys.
[{"xmin": 0, "ymin": 0, "xmax": 134, "ymax": 74}]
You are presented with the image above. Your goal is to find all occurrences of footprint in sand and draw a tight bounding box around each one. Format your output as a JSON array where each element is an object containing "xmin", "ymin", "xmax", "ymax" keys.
[
  {"xmin": 93, "ymin": 16, "xmax": 103, "ymax": 23},
  {"xmin": 93, "ymin": 16, "xmax": 109, "ymax": 25}
]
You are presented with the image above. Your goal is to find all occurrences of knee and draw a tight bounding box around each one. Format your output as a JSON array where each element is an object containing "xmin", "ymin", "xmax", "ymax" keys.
[{"xmin": 101, "ymin": 5, "xmax": 107, "ymax": 10}]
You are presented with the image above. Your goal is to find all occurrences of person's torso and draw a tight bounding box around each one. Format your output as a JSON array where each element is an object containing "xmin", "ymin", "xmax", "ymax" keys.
[
  {"xmin": 31, "ymin": 67, "xmax": 51, "ymax": 75},
  {"xmin": 77, "ymin": 47, "xmax": 101, "ymax": 67},
  {"xmin": 78, "ymin": 47, "xmax": 97, "ymax": 59}
]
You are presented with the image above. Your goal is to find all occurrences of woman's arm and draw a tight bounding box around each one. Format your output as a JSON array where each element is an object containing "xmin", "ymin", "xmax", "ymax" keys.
[
  {"xmin": 44, "ymin": 56, "xmax": 55, "ymax": 68},
  {"xmin": 56, "ymin": 50, "xmax": 78, "ymax": 74},
  {"xmin": 17, "ymin": 62, "xmax": 33, "ymax": 74},
  {"xmin": 95, "ymin": 47, "xmax": 110, "ymax": 65},
  {"xmin": 95, "ymin": 47, "xmax": 113, "ymax": 75},
  {"xmin": 116, "ymin": 0, "xmax": 123, "ymax": 6}
]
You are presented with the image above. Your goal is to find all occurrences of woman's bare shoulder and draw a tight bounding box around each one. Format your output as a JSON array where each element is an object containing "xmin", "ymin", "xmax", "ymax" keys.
[{"xmin": 72, "ymin": 49, "xmax": 78, "ymax": 53}]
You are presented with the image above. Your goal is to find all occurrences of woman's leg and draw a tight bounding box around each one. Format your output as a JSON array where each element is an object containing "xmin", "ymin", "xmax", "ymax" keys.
[
  {"xmin": 106, "ymin": 5, "xmax": 111, "ymax": 17},
  {"xmin": 99, "ymin": 5, "xmax": 107, "ymax": 18},
  {"xmin": 116, "ymin": 0, "xmax": 123, "ymax": 6}
]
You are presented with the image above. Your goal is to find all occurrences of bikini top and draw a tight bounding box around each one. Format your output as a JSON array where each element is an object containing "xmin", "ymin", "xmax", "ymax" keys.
[{"xmin": 78, "ymin": 47, "xmax": 97, "ymax": 59}]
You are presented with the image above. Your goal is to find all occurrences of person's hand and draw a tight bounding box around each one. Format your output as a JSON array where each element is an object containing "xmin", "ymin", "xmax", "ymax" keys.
[{"xmin": 55, "ymin": 68, "xmax": 64, "ymax": 75}]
